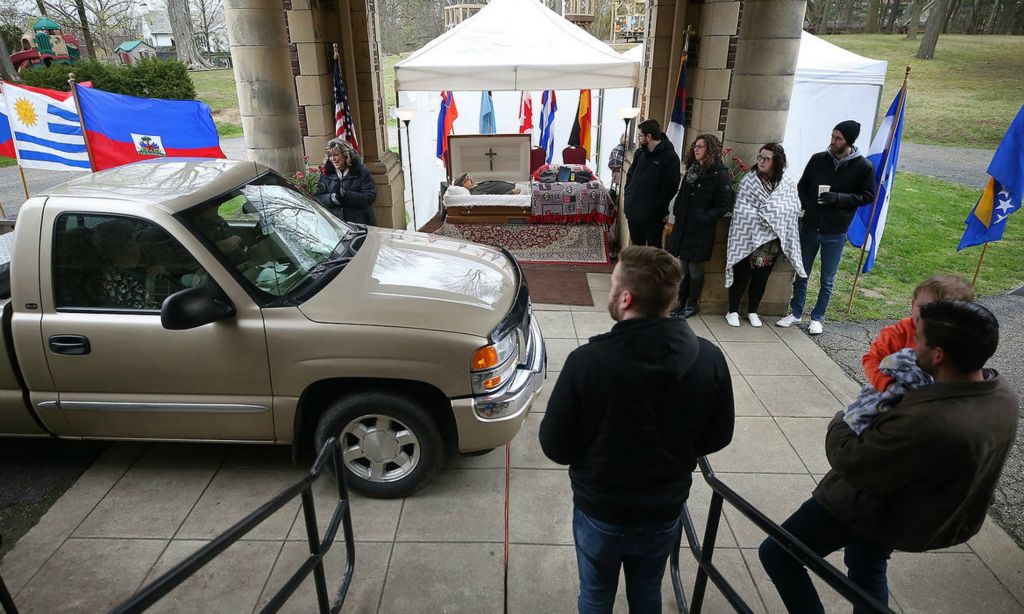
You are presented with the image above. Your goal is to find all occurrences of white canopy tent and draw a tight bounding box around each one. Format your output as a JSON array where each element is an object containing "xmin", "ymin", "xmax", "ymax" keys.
[
  {"xmin": 393, "ymin": 0, "xmax": 639, "ymax": 229},
  {"xmin": 784, "ymin": 32, "xmax": 888, "ymax": 175}
]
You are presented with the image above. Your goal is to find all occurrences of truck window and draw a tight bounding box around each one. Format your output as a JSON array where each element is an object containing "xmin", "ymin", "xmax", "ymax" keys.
[{"xmin": 53, "ymin": 213, "xmax": 207, "ymax": 312}]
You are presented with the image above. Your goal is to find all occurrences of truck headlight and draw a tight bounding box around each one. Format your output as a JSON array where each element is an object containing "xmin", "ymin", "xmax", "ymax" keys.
[{"xmin": 471, "ymin": 331, "xmax": 519, "ymax": 394}]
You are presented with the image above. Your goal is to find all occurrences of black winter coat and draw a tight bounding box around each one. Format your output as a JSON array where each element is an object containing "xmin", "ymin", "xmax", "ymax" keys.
[
  {"xmin": 539, "ymin": 317, "xmax": 735, "ymax": 525},
  {"xmin": 797, "ymin": 149, "xmax": 875, "ymax": 234},
  {"xmin": 624, "ymin": 134, "xmax": 681, "ymax": 223},
  {"xmin": 315, "ymin": 157, "xmax": 378, "ymax": 225},
  {"xmin": 666, "ymin": 160, "xmax": 734, "ymax": 262}
]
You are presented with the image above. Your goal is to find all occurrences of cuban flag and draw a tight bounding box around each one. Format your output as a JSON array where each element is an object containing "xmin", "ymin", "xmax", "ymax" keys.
[
  {"xmin": 1, "ymin": 82, "xmax": 90, "ymax": 171},
  {"xmin": 74, "ymin": 84, "xmax": 224, "ymax": 172},
  {"xmin": 847, "ymin": 81, "xmax": 907, "ymax": 273},
  {"xmin": 539, "ymin": 90, "xmax": 557, "ymax": 163},
  {"xmin": 957, "ymin": 104, "xmax": 1023, "ymax": 251},
  {"xmin": 666, "ymin": 51, "xmax": 688, "ymax": 159}
]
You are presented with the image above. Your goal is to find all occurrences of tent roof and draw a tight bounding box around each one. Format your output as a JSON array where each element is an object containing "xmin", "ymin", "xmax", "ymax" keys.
[
  {"xmin": 395, "ymin": 0, "xmax": 638, "ymax": 91},
  {"xmin": 795, "ymin": 31, "xmax": 887, "ymax": 86}
]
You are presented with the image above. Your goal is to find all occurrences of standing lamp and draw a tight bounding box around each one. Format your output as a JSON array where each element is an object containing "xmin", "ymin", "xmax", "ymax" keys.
[
  {"xmin": 618, "ymin": 106, "xmax": 641, "ymax": 150},
  {"xmin": 394, "ymin": 107, "xmax": 417, "ymax": 230}
]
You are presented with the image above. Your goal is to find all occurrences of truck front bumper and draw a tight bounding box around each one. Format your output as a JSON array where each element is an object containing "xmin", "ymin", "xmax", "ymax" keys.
[{"xmin": 450, "ymin": 313, "xmax": 546, "ymax": 453}]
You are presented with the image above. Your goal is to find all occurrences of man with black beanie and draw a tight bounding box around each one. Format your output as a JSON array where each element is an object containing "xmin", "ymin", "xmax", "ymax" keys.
[{"xmin": 777, "ymin": 120, "xmax": 875, "ymax": 335}]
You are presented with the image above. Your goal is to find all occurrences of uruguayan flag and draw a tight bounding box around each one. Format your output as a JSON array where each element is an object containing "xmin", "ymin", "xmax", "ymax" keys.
[
  {"xmin": 2, "ymin": 83, "xmax": 90, "ymax": 171},
  {"xmin": 847, "ymin": 82, "xmax": 907, "ymax": 273}
]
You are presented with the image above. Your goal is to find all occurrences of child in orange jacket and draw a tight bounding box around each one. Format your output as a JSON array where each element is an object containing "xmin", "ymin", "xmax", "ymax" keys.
[{"xmin": 862, "ymin": 274, "xmax": 976, "ymax": 392}]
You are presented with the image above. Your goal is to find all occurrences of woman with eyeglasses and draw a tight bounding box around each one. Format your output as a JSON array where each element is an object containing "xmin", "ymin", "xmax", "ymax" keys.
[
  {"xmin": 315, "ymin": 138, "xmax": 378, "ymax": 225},
  {"xmin": 723, "ymin": 143, "xmax": 805, "ymax": 327},
  {"xmin": 665, "ymin": 133, "xmax": 733, "ymax": 318}
]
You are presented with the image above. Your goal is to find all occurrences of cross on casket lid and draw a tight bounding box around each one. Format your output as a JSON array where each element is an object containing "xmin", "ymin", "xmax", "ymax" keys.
[{"xmin": 448, "ymin": 134, "xmax": 531, "ymax": 184}]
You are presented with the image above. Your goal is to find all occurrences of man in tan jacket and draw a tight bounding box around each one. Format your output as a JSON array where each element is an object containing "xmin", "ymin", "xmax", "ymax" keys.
[{"xmin": 759, "ymin": 300, "xmax": 1019, "ymax": 613}]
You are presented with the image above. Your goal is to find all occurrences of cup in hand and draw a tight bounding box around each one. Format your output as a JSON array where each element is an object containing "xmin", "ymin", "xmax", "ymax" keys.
[{"xmin": 818, "ymin": 185, "xmax": 831, "ymax": 196}]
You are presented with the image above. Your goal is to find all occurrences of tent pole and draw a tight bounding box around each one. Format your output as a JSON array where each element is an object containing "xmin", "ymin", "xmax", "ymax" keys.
[{"xmin": 595, "ymin": 88, "xmax": 605, "ymax": 177}]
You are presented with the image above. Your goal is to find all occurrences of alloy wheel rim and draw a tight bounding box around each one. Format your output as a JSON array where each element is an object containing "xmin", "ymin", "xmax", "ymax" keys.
[{"xmin": 340, "ymin": 414, "xmax": 421, "ymax": 483}]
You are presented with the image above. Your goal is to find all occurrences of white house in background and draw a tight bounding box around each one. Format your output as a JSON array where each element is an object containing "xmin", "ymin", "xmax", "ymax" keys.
[{"xmin": 141, "ymin": 11, "xmax": 174, "ymax": 49}]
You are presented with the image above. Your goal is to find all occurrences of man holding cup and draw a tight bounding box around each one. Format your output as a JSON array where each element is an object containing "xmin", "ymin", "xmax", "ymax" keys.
[{"xmin": 777, "ymin": 120, "xmax": 875, "ymax": 334}]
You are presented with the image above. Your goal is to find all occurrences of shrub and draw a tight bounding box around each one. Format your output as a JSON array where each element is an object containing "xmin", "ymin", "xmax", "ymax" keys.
[{"xmin": 20, "ymin": 58, "xmax": 196, "ymax": 100}]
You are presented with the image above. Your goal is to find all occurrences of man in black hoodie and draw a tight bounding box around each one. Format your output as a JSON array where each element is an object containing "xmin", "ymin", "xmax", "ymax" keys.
[
  {"xmin": 777, "ymin": 121, "xmax": 874, "ymax": 335},
  {"xmin": 539, "ymin": 246, "xmax": 735, "ymax": 613},
  {"xmin": 624, "ymin": 119, "xmax": 682, "ymax": 247}
]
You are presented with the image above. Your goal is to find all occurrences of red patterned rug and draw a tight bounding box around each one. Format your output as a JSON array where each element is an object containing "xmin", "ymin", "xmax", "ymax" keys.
[{"xmin": 434, "ymin": 223, "xmax": 609, "ymax": 265}]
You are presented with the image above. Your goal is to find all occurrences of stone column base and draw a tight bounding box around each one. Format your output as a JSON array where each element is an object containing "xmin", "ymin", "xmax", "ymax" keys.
[{"xmin": 365, "ymin": 150, "xmax": 406, "ymax": 229}]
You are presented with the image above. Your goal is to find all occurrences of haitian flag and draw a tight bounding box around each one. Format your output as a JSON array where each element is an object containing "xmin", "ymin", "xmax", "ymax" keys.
[
  {"xmin": 436, "ymin": 90, "xmax": 458, "ymax": 163},
  {"xmin": 958, "ymin": 104, "xmax": 1024, "ymax": 251},
  {"xmin": 74, "ymin": 84, "xmax": 224, "ymax": 171}
]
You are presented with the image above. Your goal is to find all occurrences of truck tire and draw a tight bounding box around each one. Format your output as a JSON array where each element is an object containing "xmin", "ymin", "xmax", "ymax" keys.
[{"xmin": 314, "ymin": 391, "xmax": 443, "ymax": 498}]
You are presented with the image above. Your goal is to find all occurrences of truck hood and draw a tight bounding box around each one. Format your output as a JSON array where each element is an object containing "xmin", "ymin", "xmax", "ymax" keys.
[{"xmin": 297, "ymin": 228, "xmax": 518, "ymax": 337}]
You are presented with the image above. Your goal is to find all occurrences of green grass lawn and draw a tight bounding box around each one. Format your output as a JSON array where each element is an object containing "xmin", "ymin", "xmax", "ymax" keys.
[
  {"xmin": 805, "ymin": 172, "xmax": 1023, "ymax": 321},
  {"xmin": 822, "ymin": 35, "xmax": 1024, "ymax": 149},
  {"xmin": 190, "ymin": 69, "xmax": 244, "ymax": 139},
  {"xmin": 0, "ymin": 157, "xmax": 16, "ymax": 168},
  {"xmin": 381, "ymin": 54, "xmax": 401, "ymax": 127}
]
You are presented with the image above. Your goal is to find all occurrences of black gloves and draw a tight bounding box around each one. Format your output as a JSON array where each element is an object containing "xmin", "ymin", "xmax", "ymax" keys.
[{"xmin": 818, "ymin": 191, "xmax": 839, "ymax": 205}]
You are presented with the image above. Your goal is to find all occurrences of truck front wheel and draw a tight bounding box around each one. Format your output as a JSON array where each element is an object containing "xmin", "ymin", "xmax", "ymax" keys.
[{"xmin": 314, "ymin": 392, "xmax": 443, "ymax": 498}]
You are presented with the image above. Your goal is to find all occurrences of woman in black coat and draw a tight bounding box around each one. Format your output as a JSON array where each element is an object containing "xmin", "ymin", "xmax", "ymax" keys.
[
  {"xmin": 315, "ymin": 138, "xmax": 378, "ymax": 225},
  {"xmin": 665, "ymin": 133, "xmax": 734, "ymax": 318}
]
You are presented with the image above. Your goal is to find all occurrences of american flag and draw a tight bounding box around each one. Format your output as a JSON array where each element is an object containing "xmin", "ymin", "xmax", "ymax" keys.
[{"xmin": 333, "ymin": 51, "xmax": 359, "ymax": 152}]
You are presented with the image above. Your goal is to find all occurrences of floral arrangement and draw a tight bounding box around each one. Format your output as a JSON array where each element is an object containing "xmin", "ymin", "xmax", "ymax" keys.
[
  {"xmin": 722, "ymin": 147, "xmax": 751, "ymax": 192},
  {"xmin": 286, "ymin": 156, "xmax": 324, "ymax": 196}
]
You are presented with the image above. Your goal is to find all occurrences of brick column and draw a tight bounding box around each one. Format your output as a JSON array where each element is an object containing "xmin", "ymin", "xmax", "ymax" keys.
[{"xmin": 224, "ymin": 0, "xmax": 304, "ymax": 173}]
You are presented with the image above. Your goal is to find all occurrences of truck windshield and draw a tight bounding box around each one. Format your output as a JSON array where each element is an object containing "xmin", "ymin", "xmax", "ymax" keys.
[{"xmin": 182, "ymin": 174, "xmax": 355, "ymax": 299}]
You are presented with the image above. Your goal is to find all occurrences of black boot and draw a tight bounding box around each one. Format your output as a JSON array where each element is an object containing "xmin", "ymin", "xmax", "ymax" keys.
[{"xmin": 680, "ymin": 276, "xmax": 704, "ymax": 318}]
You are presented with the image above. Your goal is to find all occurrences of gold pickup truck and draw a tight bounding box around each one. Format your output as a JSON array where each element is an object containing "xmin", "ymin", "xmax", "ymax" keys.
[{"xmin": 0, "ymin": 159, "xmax": 545, "ymax": 497}]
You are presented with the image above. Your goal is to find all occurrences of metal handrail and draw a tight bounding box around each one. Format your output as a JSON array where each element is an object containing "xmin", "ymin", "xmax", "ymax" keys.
[
  {"xmin": 670, "ymin": 457, "xmax": 894, "ymax": 614},
  {"xmin": 112, "ymin": 438, "xmax": 355, "ymax": 614}
]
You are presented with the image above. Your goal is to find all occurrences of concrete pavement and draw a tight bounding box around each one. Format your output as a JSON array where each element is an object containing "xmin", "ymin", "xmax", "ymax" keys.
[{"xmin": 2, "ymin": 271, "xmax": 1023, "ymax": 613}]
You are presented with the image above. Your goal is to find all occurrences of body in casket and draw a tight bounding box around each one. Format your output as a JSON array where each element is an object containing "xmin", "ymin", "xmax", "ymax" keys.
[{"xmin": 443, "ymin": 134, "xmax": 532, "ymax": 224}]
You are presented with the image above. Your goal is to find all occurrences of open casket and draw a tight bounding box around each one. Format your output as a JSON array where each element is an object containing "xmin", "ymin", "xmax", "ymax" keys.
[{"xmin": 442, "ymin": 134, "xmax": 533, "ymax": 224}]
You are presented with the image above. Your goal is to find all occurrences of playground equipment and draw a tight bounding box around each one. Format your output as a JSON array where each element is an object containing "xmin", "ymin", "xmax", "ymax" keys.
[{"xmin": 10, "ymin": 17, "xmax": 82, "ymax": 73}]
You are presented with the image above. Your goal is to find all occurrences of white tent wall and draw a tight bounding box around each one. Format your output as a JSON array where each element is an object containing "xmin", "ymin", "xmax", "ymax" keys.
[
  {"xmin": 782, "ymin": 32, "xmax": 888, "ymax": 177},
  {"xmin": 399, "ymin": 88, "xmax": 632, "ymax": 229}
]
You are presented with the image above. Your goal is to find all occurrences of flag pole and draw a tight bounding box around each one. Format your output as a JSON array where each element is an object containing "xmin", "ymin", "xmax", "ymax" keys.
[
  {"xmin": 846, "ymin": 65, "xmax": 910, "ymax": 313},
  {"xmin": 68, "ymin": 73, "xmax": 96, "ymax": 172},
  {"xmin": 17, "ymin": 166, "xmax": 28, "ymax": 200},
  {"xmin": 970, "ymin": 242, "xmax": 989, "ymax": 288}
]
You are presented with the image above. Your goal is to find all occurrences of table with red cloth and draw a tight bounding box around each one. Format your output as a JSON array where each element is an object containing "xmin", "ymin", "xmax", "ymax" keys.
[{"xmin": 529, "ymin": 164, "xmax": 615, "ymax": 225}]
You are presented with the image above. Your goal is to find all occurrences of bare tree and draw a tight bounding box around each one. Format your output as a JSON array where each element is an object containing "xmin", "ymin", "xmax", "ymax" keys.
[
  {"xmin": 0, "ymin": 35, "xmax": 19, "ymax": 81},
  {"xmin": 167, "ymin": 0, "xmax": 211, "ymax": 67},
  {"xmin": 905, "ymin": 0, "xmax": 923, "ymax": 37},
  {"xmin": 817, "ymin": 0, "xmax": 833, "ymax": 32},
  {"xmin": 915, "ymin": 0, "xmax": 947, "ymax": 58},
  {"xmin": 73, "ymin": 0, "xmax": 95, "ymax": 58},
  {"xmin": 190, "ymin": 0, "xmax": 225, "ymax": 53},
  {"xmin": 36, "ymin": 0, "xmax": 46, "ymax": 15},
  {"xmin": 864, "ymin": 0, "xmax": 882, "ymax": 31},
  {"xmin": 45, "ymin": 0, "xmax": 138, "ymax": 56}
]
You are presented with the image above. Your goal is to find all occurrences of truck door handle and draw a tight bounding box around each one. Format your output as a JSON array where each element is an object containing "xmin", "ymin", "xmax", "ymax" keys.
[{"xmin": 49, "ymin": 335, "xmax": 91, "ymax": 355}]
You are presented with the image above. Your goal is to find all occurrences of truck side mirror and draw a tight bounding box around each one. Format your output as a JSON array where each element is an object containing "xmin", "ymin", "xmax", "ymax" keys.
[{"xmin": 161, "ymin": 287, "xmax": 236, "ymax": 330}]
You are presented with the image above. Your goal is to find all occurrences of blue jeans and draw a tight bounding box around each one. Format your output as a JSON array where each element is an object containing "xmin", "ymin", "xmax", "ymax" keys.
[
  {"xmin": 790, "ymin": 230, "xmax": 847, "ymax": 322},
  {"xmin": 758, "ymin": 498, "xmax": 893, "ymax": 614},
  {"xmin": 573, "ymin": 506, "xmax": 681, "ymax": 614}
]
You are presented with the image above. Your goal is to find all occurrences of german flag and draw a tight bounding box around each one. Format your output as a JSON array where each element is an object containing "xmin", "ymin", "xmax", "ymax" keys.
[{"xmin": 568, "ymin": 89, "xmax": 591, "ymax": 160}]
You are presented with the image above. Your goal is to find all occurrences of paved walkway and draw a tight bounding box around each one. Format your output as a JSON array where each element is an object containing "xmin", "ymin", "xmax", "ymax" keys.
[
  {"xmin": 898, "ymin": 143, "xmax": 994, "ymax": 189},
  {"xmin": 2, "ymin": 272, "xmax": 1023, "ymax": 613}
]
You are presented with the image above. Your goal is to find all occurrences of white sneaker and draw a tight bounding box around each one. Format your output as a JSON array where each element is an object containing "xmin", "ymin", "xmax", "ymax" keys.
[
  {"xmin": 776, "ymin": 314, "xmax": 800, "ymax": 328},
  {"xmin": 809, "ymin": 320, "xmax": 824, "ymax": 335},
  {"xmin": 748, "ymin": 313, "xmax": 763, "ymax": 328},
  {"xmin": 725, "ymin": 312, "xmax": 740, "ymax": 327}
]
